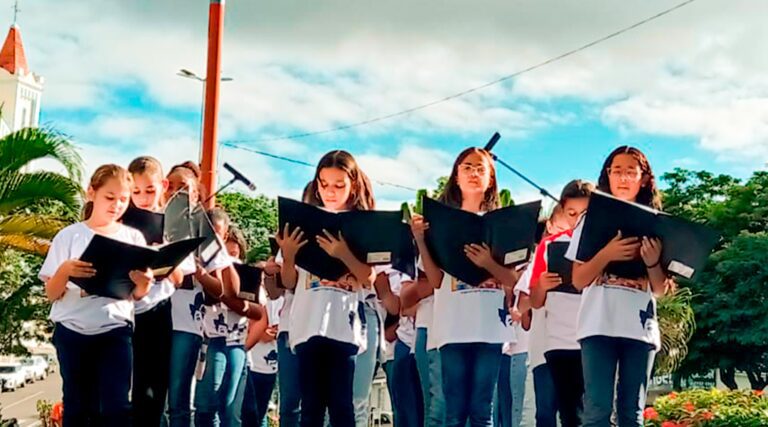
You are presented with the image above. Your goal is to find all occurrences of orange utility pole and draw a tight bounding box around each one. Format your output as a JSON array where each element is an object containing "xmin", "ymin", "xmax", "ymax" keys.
[{"xmin": 200, "ymin": 0, "xmax": 225, "ymax": 208}]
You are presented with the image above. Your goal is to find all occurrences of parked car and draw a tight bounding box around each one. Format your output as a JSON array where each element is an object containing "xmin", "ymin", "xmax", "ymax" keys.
[
  {"xmin": 0, "ymin": 364, "xmax": 27, "ymax": 391},
  {"xmin": 20, "ymin": 356, "xmax": 47, "ymax": 382}
]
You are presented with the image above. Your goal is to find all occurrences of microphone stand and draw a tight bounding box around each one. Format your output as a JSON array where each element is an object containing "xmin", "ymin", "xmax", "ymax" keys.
[
  {"xmin": 487, "ymin": 151, "xmax": 560, "ymax": 203},
  {"xmin": 202, "ymin": 176, "xmax": 238, "ymax": 206}
]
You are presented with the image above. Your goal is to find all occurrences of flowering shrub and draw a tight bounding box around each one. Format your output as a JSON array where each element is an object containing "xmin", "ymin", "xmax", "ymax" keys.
[{"xmin": 644, "ymin": 389, "xmax": 768, "ymax": 426}]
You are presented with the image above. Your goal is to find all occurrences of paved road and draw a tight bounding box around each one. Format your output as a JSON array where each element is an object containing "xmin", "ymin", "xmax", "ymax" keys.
[{"xmin": 0, "ymin": 371, "xmax": 61, "ymax": 427}]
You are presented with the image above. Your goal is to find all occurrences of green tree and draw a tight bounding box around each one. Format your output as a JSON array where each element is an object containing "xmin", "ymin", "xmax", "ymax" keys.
[
  {"xmin": 0, "ymin": 127, "xmax": 83, "ymax": 355},
  {"xmin": 0, "ymin": 127, "xmax": 83, "ymax": 254},
  {"xmin": 217, "ymin": 192, "xmax": 278, "ymax": 263},
  {"xmin": 662, "ymin": 169, "xmax": 768, "ymax": 389}
]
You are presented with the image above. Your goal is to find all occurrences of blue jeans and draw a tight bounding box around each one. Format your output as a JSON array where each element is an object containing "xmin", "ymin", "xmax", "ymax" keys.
[
  {"xmin": 277, "ymin": 333, "xmax": 301, "ymax": 427},
  {"xmin": 242, "ymin": 371, "xmax": 276, "ymax": 427},
  {"xmin": 53, "ymin": 323, "xmax": 133, "ymax": 427},
  {"xmin": 194, "ymin": 338, "xmax": 248, "ymax": 427},
  {"xmin": 390, "ymin": 340, "xmax": 423, "ymax": 427},
  {"xmin": 353, "ymin": 305, "xmax": 380, "ymax": 427},
  {"xmin": 296, "ymin": 337, "xmax": 357, "ymax": 427},
  {"xmin": 414, "ymin": 328, "xmax": 445, "ymax": 427},
  {"xmin": 532, "ymin": 364, "xmax": 558, "ymax": 427},
  {"xmin": 382, "ymin": 361, "xmax": 397, "ymax": 425},
  {"xmin": 493, "ymin": 354, "xmax": 528, "ymax": 427},
  {"xmin": 168, "ymin": 331, "xmax": 203, "ymax": 427},
  {"xmin": 581, "ymin": 336, "xmax": 655, "ymax": 427},
  {"xmin": 441, "ymin": 343, "xmax": 502, "ymax": 427}
]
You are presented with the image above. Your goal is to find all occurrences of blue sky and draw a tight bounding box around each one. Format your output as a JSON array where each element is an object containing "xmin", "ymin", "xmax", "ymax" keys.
[{"xmin": 13, "ymin": 0, "xmax": 768, "ymax": 208}]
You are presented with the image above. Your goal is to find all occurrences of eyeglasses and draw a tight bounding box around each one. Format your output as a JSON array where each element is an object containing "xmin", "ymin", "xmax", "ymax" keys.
[
  {"xmin": 607, "ymin": 168, "xmax": 642, "ymax": 181},
  {"xmin": 459, "ymin": 164, "xmax": 488, "ymax": 176}
]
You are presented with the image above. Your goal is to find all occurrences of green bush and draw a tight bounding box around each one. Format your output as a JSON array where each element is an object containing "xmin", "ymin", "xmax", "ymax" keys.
[{"xmin": 644, "ymin": 389, "xmax": 768, "ymax": 426}]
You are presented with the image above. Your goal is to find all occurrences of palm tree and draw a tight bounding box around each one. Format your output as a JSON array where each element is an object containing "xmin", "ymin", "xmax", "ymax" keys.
[{"xmin": 0, "ymin": 127, "xmax": 83, "ymax": 254}]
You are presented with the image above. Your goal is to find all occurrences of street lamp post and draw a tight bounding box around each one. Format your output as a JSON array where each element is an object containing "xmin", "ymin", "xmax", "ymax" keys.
[{"xmin": 176, "ymin": 69, "xmax": 232, "ymax": 170}]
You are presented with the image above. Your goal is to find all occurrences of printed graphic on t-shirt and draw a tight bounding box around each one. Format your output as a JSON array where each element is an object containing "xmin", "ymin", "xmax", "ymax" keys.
[
  {"xmin": 189, "ymin": 293, "xmax": 205, "ymax": 326},
  {"xmin": 600, "ymin": 273, "xmax": 649, "ymax": 292},
  {"xmin": 639, "ymin": 300, "xmax": 655, "ymax": 329},
  {"xmin": 306, "ymin": 273, "xmax": 357, "ymax": 292},
  {"xmin": 451, "ymin": 277, "xmax": 502, "ymax": 292},
  {"xmin": 213, "ymin": 313, "xmax": 229, "ymax": 336},
  {"xmin": 263, "ymin": 349, "xmax": 278, "ymax": 367}
]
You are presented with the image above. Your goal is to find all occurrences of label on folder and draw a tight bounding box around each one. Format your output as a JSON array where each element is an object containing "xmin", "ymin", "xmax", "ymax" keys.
[
  {"xmin": 668, "ymin": 260, "xmax": 694, "ymax": 279},
  {"xmin": 367, "ymin": 252, "xmax": 392, "ymax": 263},
  {"xmin": 504, "ymin": 248, "xmax": 529, "ymax": 265}
]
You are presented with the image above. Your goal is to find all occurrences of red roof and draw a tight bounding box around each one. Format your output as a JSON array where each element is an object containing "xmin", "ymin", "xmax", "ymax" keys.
[{"xmin": 0, "ymin": 25, "xmax": 28, "ymax": 75}]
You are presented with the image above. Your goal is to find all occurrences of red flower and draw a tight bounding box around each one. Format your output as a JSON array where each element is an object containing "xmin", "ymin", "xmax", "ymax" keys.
[
  {"xmin": 668, "ymin": 392, "xmax": 678, "ymax": 399},
  {"xmin": 661, "ymin": 422, "xmax": 679, "ymax": 427},
  {"xmin": 643, "ymin": 407, "xmax": 659, "ymax": 420},
  {"xmin": 754, "ymin": 389, "xmax": 764, "ymax": 396},
  {"xmin": 702, "ymin": 410, "xmax": 714, "ymax": 420},
  {"xmin": 684, "ymin": 401, "xmax": 695, "ymax": 412}
]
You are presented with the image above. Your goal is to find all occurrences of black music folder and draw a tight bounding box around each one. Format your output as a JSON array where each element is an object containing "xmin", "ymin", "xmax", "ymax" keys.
[
  {"xmin": 277, "ymin": 197, "xmax": 415, "ymax": 281},
  {"xmin": 71, "ymin": 235, "xmax": 205, "ymax": 300},
  {"xmin": 268, "ymin": 237, "xmax": 280, "ymax": 257},
  {"xmin": 233, "ymin": 263, "xmax": 263, "ymax": 302},
  {"xmin": 575, "ymin": 191, "xmax": 719, "ymax": 280},
  {"xmin": 547, "ymin": 241, "xmax": 573, "ymax": 286},
  {"xmin": 163, "ymin": 190, "xmax": 223, "ymax": 266},
  {"xmin": 121, "ymin": 205, "xmax": 165, "ymax": 245},
  {"xmin": 422, "ymin": 197, "xmax": 541, "ymax": 286}
]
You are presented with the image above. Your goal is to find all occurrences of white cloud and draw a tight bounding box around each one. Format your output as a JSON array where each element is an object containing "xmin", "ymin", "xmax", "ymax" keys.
[{"xmin": 8, "ymin": 0, "xmax": 767, "ymax": 176}]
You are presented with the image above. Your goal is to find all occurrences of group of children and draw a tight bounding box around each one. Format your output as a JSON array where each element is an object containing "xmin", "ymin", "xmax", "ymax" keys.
[{"xmin": 39, "ymin": 144, "xmax": 669, "ymax": 427}]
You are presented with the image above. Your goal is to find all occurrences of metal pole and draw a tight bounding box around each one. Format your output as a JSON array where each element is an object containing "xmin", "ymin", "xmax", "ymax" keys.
[{"xmin": 200, "ymin": 0, "xmax": 225, "ymax": 209}]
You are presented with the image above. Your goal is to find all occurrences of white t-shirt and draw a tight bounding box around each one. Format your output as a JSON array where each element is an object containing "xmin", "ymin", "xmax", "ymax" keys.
[
  {"xmin": 288, "ymin": 266, "xmax": 364, "ymax": 351},
  {"xmin": 565, "ymin": 220, "xmax": 661, "ymax": 350},
  {"xmin": 530, "ymin": 231, "xmax": 582, "ymax": 352},
  {"xmin": 514, "ymin": 263, "xmax": 546, "ymax": 369},
  {"xmin": 170, "ymin": 255, "xmax": 204, "ymax": 335},
  {"xmin": 39, "ymin": 222, "xmax": 146, "ymax": 335},
  {"xmin": 415, "ymin": 296, "xmax": 437, "ymax": 350},
  {"xmin": 247, "ymin": 288, "xmax": 283, "ymax": 374},
  {"xmin": 432, "ymin": 271, "xmax": 509, "ymax": 348},
  {"xmin": 200, "ymin": 253, "xmax": 247, "ymax": 346},
  {"xmin": 385, "ymin": 269, "xmax": 416, "ymax": 348},
  {"xmin": 135, "ymin": 278, "xmax": 175, "ymax": 314}
]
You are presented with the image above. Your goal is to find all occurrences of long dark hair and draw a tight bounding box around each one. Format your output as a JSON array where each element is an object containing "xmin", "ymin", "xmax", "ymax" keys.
[
  {"xmin": 597, "ymin": 146, "xmax": 662, "ymax": 210},
  {"xmin": 438, "ymin": 147, "xmax": 499, "ymax": 211},
  {"xmin": 305, "ymin": 150, "xmax": 375, "ymax": 211}
]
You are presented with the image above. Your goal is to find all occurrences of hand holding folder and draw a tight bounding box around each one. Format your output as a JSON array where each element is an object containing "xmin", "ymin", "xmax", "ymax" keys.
[
  {"xmin": 576, "ymin": 191, "xmax": 719, "ymax": 280},
  {"xmin": 71, "ymin": 234, "xmax": 205, "ymax": 300},
  {"xmin": 422, "ymin": 197, "xmax": 541, "ymax": 286},
  {"xmin": 277, "ymin": 197, "xmax": 415, "ymax": 281}
]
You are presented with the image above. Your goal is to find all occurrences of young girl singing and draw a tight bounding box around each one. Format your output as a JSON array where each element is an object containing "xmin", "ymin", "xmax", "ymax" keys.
[
  {"xmin": 567, "ymin": 146, "xmax": 667, "ymax": 427},
  {"xmin": 126, "ymin": 156, "xmax": 183, "ymax": 427},
  {"xmin": 39, "ymin": 164, "xmax": 153, "ymax": 427},
  {"xmin": 277, "ymin": 150, "xmax": 376, "ymax": 427},
  {"xmin": 411, "ymin": 147, "xmax": 518, "ymax": 427},
  {"xmin": 528, "ymin": 180, "xmax": 593, "ymax": 427}
]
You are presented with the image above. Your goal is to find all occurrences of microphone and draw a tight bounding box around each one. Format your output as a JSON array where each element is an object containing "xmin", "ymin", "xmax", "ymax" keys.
[
  {"xmin": 223, "ymin": 162, "xmax": 256, "ymax": 191},
  {"xmin": 483, "ymin": 132, "xmax": 501, "ymax": 153}
]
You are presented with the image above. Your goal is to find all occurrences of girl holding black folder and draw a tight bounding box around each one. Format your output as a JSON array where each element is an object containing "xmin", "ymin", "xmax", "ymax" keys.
[
  {"xmin": 411, "ymin": 147, "xmax": 518, "ymax": 427},
  {"xmin": 40, "ymin": 164, "xmax": 154, "ymax": 427},
  {"xmin": 526, "ymin": 180, "xmax": 593, "ymax": 427},
  {"xmin": 277, "ymin": 150, "xmax": 376, "ymax": 427},
  {"xmin": 567, "ymin": 146, "xmax": 668, "ymax": 427},
  {"xmin": 126, "ymin": 156, "xmax": 183, "ymax": 427}
]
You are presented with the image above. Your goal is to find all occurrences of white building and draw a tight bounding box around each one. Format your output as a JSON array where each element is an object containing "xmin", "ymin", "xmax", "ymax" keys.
[{"xmin": 0, "ymin": 23, "xmax": 43, "ymax": 137}]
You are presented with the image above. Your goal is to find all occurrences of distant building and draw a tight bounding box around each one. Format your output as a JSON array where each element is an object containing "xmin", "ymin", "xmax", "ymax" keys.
[{"xmin": 0, "ymin": 23, "xmax": 43, "ymax": 137}]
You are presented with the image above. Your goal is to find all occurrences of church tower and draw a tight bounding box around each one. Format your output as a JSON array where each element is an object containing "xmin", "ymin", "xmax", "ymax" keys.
[{"xmin": 0, "ymin": 10, "xmax": 44, "ymax": 137}]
